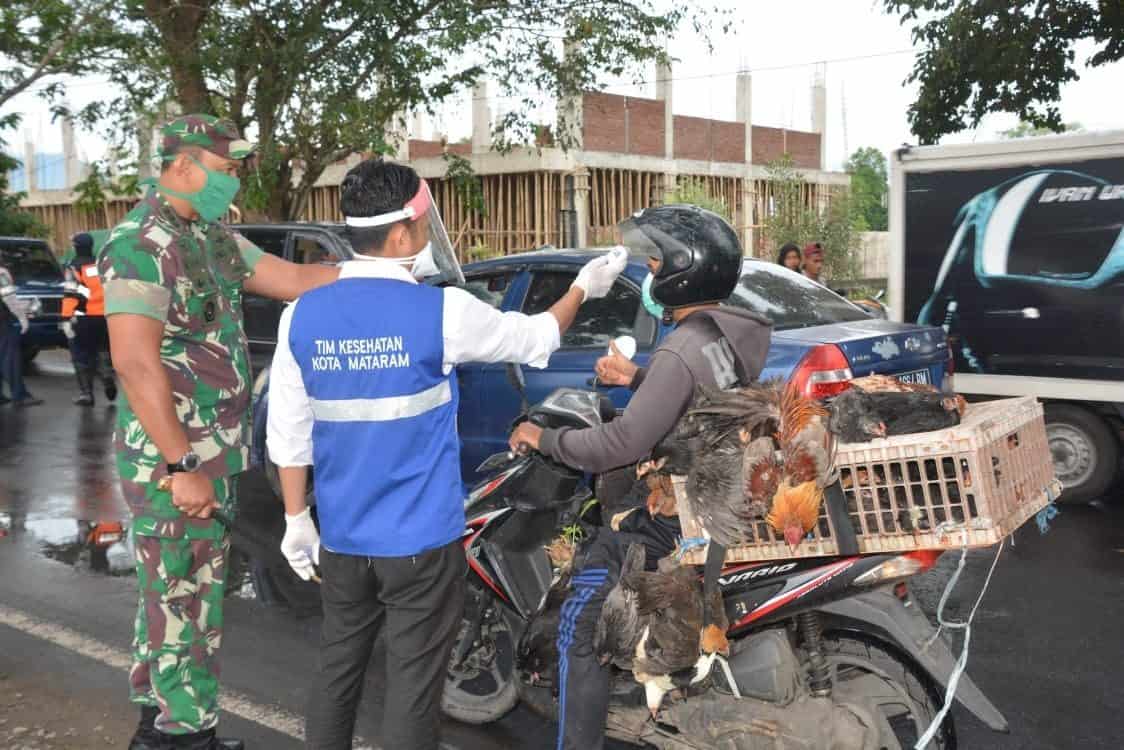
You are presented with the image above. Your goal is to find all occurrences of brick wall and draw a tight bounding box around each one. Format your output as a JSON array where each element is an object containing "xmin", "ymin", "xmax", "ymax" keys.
[
  {"xmin": 751, "ymin": 127, "xmax": 821, "ymax": 169},
  {"xmin": 408, "ymin": 140, "xmax": 471, "ymax": 159},
  {"xmin": 583, "ymin": 92, "xmax": 821, "ymax": 167},
  {"xmin": 581, "ymin": 92, "xmax": 664, "ymax": 157}
]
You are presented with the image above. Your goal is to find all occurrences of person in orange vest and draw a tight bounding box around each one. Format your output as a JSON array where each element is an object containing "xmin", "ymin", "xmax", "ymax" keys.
[{"xmin": 62, "ymin": 233, "xmax": 116, "ymax": 406}]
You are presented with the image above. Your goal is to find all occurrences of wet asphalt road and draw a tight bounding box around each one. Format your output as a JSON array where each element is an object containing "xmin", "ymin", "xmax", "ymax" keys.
[{"xmin": 2, "ymin": 351, "xmax": 1123, "ymax": 749}]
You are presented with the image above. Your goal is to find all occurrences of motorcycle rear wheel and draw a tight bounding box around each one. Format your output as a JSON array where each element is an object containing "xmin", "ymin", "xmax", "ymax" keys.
[
  {"xmin": 442, "ymin": 584, "xmax": 520, "ymax": 724},
  {"xmin": 823, "ymin": 631, "xmax": 956, "ymax": 750}
]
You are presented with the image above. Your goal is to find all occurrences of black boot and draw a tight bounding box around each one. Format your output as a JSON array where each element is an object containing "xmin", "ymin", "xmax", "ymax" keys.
[
  {"xmin": 73, "ymin": 368, "xmax": 94, "ymax": 406},
  {"xmin": 103, "ymin": 372, "xmax": 118, "ymax": 402},
  {"xmin": 165, "ymin": 729, "xmax": 244, "ymax": 750},
  {"xmin": 127, "ymin": 706, "xmax": 163, "ymax": 750}
]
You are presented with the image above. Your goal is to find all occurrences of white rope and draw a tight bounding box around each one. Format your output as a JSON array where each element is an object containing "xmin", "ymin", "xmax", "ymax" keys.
[
  {"xmin": 914, "ymin": 538, "xmax": 1005, "ymax": 749},
  {"xmin": 717, "ymin": 655, "xmax": 742, "ymax": 700}
]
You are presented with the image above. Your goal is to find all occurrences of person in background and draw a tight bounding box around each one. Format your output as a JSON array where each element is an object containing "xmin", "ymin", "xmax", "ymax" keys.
[
  {"xmin": 0, "ymin": 263, "xmax": 42, "ymax": 406},
  {"xmin": 268, "ymin": 158, "xmax": 627, "ymax": 750},
  {"xmin": 62, "ymin": 232, "xmax": 116, "ymax": 406},
  {"xmin": 802, "ymin": 242, "xmax": 826, "ymax": 284},
  {"xmin": 777, "ymin": 242, "xmax": 802, "ymax": 272}
]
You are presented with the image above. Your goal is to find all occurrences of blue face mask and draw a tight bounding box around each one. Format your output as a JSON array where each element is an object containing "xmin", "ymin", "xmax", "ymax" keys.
[{"xmin": 641, "ymin": 273, "xmax": 665, "ymax": 319}]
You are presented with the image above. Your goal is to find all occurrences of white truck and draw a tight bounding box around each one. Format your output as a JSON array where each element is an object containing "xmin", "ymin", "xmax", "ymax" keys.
[{"xmin": 890, "ymin": 131, "xmax": 1124, "ymax": 503}]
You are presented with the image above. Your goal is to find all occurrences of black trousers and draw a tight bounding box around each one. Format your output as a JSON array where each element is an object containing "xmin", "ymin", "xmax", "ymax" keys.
[
  {"xmin": 307, "ymin": 540, "xmax": 466, "ymax": 750},
  {"xmin": 71, "ymin": 316, "xmax": 110, "ymax": 372},
  {"xmin": 557, "ymin": 522, "xmax": 680, "ymax": 750}
]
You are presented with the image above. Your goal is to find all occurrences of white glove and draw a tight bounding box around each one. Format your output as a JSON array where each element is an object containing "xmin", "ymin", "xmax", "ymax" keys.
[
  {"xmin": 18, "ymin": 316, "xmax": 29, "ymax": 334},
  {"xmin": 280, "ymin": 508, "xmax": 320, "ymax": 581},
  {"xmin": 60, "ymin": 319, "xmax": 75, "ymax": 339},
  {"xmin": 572, "ymin": 247, "xmax": 628, "ymax": 301}
]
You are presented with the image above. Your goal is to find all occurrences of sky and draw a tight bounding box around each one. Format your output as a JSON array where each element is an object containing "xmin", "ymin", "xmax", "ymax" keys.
[{"xmin": 5, "ymin": 0, "xmax": 1124, "ymax": 174}]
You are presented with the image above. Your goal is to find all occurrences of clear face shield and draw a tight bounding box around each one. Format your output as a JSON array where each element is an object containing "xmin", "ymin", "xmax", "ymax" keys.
[{"xmin": 344, "ymin": 179, "xmax": 465, "ymax": 285}]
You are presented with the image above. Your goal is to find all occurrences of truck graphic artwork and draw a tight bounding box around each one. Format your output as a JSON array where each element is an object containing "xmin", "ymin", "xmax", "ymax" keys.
[{"xmin": 894, "ymin": 134, "xmax": 1124, "ymax": 504}]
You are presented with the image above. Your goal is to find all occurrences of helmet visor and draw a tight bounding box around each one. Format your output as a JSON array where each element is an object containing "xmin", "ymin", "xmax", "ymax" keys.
[{"xmin": 618, "ymin": 217, "xmax": 694, "ymax": 274}]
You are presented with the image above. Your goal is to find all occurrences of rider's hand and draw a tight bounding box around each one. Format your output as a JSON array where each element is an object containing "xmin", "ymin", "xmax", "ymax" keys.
[
  {"xmin": 281, "ymin": 508, "xmax": 321, "ymax": 581},
  {"xmin": 509, "ymin": 422, "xmax": 543, "ymax": 455},
  {"xmin": 610, "ymin": 508, "xmax": 637, "ymax": 531},
  {"xmin": 595, "ymin": 341, "xmax": 639, "ymax": 387},
  {"xmin": 170, "ymin": 472, "xmax": 218, "ymax": 519},
  {"xmin": 572, "ymin": 247, "xmax": 628, "ymax": 301}
]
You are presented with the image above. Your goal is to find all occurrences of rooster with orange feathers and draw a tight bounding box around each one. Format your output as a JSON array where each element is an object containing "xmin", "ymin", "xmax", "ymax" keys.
[{"xmin": 662, "ymin": 381, "xmax": 834, "ymax": 551}]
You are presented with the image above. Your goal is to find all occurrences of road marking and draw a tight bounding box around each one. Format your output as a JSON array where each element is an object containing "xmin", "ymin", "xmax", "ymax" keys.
[{"xmin": 0, "ymin": 604, "xmax": 376, "ymax": 748}]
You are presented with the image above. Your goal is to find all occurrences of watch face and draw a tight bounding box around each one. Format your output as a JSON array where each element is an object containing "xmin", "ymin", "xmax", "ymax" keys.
[{"xmin": 182, "ymin": 453, "xmax": 201, "ymax": 472}]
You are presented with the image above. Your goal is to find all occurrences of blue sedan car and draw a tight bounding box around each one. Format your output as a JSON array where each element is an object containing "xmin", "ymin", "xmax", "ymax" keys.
[{"xmin": 251, "ymin": 248, "xmax": 952, "ymax": 487}]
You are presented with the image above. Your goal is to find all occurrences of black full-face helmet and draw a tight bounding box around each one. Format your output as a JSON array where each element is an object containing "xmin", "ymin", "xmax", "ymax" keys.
[{"xmin": 619, "ymin": 204, "xmax": 743, "ymax": 309}]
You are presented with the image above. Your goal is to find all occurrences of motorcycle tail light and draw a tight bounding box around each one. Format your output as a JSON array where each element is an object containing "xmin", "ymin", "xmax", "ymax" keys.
[{"xmin": 854, "ymin": 554, "xmax": 927, "ymax": 587}]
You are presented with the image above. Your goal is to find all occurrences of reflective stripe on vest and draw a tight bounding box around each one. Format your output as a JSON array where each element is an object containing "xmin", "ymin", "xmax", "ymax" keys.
[{"xmin": 310, "ymin": 380, "xmax": 451, "ymax": 423}]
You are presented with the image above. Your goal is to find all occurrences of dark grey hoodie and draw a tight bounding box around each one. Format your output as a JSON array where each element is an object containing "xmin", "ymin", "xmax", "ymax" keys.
[{"xmin": 539, "ymin": 306, "xmax": 772, "ymax": 473}]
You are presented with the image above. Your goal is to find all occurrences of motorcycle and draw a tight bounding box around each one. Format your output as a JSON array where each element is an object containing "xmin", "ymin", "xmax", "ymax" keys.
[{"xmin": 440, "ymin": 368, "xmax": 1009, "ymax": 749}]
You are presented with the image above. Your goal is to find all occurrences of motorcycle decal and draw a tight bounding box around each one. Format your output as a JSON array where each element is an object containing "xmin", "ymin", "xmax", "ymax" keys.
[
  {"xmin": 733, "ymin": 558, "xmax": 858, "ymax": 628},
  {"xmin": 717, "ymin": 562, "xmax": 798, "ymax": 586},
  {"xmin": 462, "ymin": 510, "xmax": 512, "ymax": 603}
]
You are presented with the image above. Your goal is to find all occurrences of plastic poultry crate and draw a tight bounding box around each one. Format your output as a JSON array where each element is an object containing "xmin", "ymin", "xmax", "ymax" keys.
[{"xmin": 675, "ymin": 396, "xmax": 1059, "ymax": 565}]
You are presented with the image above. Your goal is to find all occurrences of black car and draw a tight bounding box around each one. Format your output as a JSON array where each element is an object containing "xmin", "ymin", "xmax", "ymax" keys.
[
  {"xmin": 234, "ymin": 223, "xmax": 353, "ymax": 372},
  {"xmin": 0, "ymin": 236, "xmax": 68, "ymax": 365}
]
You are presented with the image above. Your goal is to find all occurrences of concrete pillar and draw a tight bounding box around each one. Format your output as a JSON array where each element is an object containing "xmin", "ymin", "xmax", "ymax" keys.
[
  {"xmin": 471, "ymin": 81, "xmax": 491, "ymax": 154},
  {"xmin": 655, "ymin": 58, "xmax": 674, "ymax": 160},
  {"xmin": 411, "ymin": 110, "xmax": 425, "ymax": 140},
  {"xmin": 61, "ymin": 117, "xmax": 79, "ymax": 189},
  {"xmin": 23, "ymin": 137, "xmax": 37, "ymax": 192},
  {"xmin": 558, "ymin": 42, "xmax": 584, "ymax": 151},
  {"xmin": 391, "ymin": 110, "xmax": 410, "ymax": 162},
  {"xmin": 811, "ymin": 68, "xmax": 827, "ymax": 170},
  {"xmin": 572, "ymin": 166, "xmax": 591, "ymax": 247},
  {"xmin": 736, "ymin": 72, "xmax": 755, "ymax": 255}
]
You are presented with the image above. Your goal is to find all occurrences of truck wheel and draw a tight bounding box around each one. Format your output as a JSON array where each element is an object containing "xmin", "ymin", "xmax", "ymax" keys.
[{"xmin": 1044, "ymin": 404, "xmax": 1118, "ymax": 504}]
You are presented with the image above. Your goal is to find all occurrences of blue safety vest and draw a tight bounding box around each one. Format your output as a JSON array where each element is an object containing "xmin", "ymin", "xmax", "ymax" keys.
[{"xmin": 288, "ymin": 277, "xmax": 463, "ymax": 557}]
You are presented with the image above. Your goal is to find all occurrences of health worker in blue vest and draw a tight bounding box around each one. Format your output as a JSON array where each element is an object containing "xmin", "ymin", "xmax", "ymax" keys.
[{"xmin": 266, "ymin": 157, "xmax": 628, "ymax": 750}]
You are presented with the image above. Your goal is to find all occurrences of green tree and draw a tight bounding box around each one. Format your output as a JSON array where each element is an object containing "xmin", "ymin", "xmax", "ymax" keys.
[
  {"xmin": 999, "ymin": 120, "xmax": 1083, "ymax": 139},
  {"xmin": 670, "ymin": 177, "xmax": 731, "ymax": 222},
  {"xmin": 81, "ymin": 0, "xmax": 728, "ymax": 221},
  {"xmin": 843, "ymin": 147, "xmax": 887, "ymax": 232},
  {"xmin": 884, "ymin": 1, "xmax": 1121, "ymax": 143},
  {"xmin": 0, "ymin": 0, "xmax": 117, "ymax": 111},
  {"xmin": 763, "ymin": 155, "xmax": 862, "ymax": 282}
]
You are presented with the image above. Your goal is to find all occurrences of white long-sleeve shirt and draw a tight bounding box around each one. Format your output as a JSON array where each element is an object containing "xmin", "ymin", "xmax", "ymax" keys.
[{"xmin": 266, "ymin": 259, "xmax": 561, "ymax": 467}]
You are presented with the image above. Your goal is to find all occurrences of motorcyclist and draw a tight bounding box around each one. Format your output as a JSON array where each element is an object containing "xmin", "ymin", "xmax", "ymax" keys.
[{"xmin": 509, "ymin": 205, "xmax": 772, "ymax": 750}]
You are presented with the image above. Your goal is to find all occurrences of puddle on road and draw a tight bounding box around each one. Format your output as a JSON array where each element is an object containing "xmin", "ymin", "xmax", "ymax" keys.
[{"xmin": 0, "ymin": 513, "xmax": 261, "ymax": 599}]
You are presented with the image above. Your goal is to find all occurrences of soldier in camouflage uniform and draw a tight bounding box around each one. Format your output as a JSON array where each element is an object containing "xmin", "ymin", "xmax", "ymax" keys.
[{"xmin": 100, "ymin": 114, "xmax": 339, "ymax": 750}]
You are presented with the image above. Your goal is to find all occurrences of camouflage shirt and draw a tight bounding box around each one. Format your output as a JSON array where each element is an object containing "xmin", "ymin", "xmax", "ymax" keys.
[{"xmin": 99, "ymin": 188, "xmax": 264, "ymax": 491}]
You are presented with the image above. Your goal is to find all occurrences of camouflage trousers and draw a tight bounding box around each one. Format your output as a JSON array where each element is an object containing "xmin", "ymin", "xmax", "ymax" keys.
[{"xmin": 124, "ymin": 476, "xmax": 234, "ymax": 734}]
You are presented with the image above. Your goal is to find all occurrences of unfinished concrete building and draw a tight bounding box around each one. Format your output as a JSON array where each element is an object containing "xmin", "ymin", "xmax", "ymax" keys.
[{"xmin": 14, "ymin": 68, "xmax": 847, "ymax": 258}]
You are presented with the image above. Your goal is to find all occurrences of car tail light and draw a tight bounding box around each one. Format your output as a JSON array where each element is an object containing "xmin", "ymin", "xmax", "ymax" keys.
[{"xmin": 790, "ymin": 344, "xmax": 853, "ymax": 400}]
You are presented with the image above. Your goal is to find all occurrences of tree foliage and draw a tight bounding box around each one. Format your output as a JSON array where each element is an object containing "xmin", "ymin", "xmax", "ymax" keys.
[
  {"xmin": 763, "ymin": 155, "xmax": 862, "ymax": 282},
  {"xmin": 670, "ymin": 177, "xmax": 731, "ymax": 223},
  {"xmin": 73, "ymin": 0, "xmax": 727, "ymax": 221},
  {"xmin": 884, "ymin": 1, "xmax": 1122, "ymax": 143},
  {"xmin": 843, "ymin": 147, "xmax": 887, "ymax": 232},
  {"xmin": 999, "ymin": 120, "xmax": 1083, "ymax": 139},
  {"xmin": 0, "ymin": 0, "xmax": 118, "ymax": 112}
]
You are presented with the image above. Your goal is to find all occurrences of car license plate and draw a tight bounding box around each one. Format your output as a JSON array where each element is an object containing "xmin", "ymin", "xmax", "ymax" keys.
[{"xmin": 896, "ymin": 369, "xmax": 931, "ymax": 386}]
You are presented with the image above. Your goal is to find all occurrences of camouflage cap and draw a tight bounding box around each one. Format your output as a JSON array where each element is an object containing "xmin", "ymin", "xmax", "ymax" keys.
[{"xmin": 158, "ymin": 114, "xmax": 256, "ymax": 161}]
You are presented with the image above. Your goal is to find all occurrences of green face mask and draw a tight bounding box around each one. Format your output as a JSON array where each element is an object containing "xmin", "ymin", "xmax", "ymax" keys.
[{"xmin": 159, "ymin": 155, "xmax": 241, "ymax": 223}]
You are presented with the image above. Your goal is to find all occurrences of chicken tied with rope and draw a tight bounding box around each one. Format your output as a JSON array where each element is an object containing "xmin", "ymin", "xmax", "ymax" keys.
[{"xmin": 442, "ymin": 206, "xmax": 1008, "ymax": 749}]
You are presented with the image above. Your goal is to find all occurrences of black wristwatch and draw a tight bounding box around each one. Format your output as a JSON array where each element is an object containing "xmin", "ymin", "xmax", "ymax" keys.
[{"xmin": 167, "ymin": 451, "xmax": 202, "ymax": 475}]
